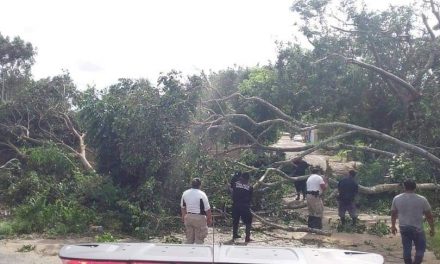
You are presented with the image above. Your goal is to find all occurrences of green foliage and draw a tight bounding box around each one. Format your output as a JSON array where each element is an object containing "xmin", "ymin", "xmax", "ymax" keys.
[
  {"xmin": 17, "ymin": 244, "xmax": 35, "ymax": 252},
  {"xmin": 0, "ymin": 33, "xmax": 35, "ymax": 102},
  {"xmin": 335, "ymin": 221, "xmax": 367, "ymax": 234},
  {"xmin": 389, "ymin": 154, "xmax": 434, "ymax": 183},
  {"xmin": 95, "ymin": 232, "xmax": 116, "ymax": 243},
  {"xmin": 163, "ymin": 235, "xmax": 182, "ymax": 244},
  {"xmin": 0, "ymin": 221, "xmax": 13, "ymax": 236},
  {"xmin": 426, "ymin": 221, "xmax": 440, "ymax": 258},
  {"xmin": 357, "ymin": 160, "xmax": 389, "ymax": 186},
  {"xmin": 79, "ymin": 73, "xmax": 201, "ymax": 187},
  {"xmin": 12, "ymin": 197, "xmax": 96, "ymax": 234},
  {"xmin": 27, "ymin": 145, "xmax": 75, "ymax": 176},
  {"xmin": 359, "ymin": 193, "xmax": 393, "ymax": 215},
  {"xmin": 367, "ymin": 221, "xmax": 391, "ymax": 237}
]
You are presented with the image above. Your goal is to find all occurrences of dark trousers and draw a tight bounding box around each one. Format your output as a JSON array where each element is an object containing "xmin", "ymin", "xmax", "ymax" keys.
[
  {"xmin": 232, "ymin": 205, "xmax": 252, "ymax": 238},
  {"xmin": 307, "ymin": 216, "xmax": 322, "ymax": 229},
  {"xmin": 294, "ymin": 180, "xmax": 307, "ymax": 197},
  {"xmin": 400, "ymin": 225, "xmax": 426, "ymax": 264}
]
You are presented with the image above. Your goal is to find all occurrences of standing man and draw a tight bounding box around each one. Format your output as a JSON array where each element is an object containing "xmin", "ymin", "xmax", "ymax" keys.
[
  {"xmin": 231, "ymin": 172, "xmax": 253, "ymax": 242},
  {"xmin": 292, "ymin": 157, "xmax": 310, "ymax": 200},
  {"xmin": 337, "ymin": 170, "xmax": 359, "ymax": 226},
  {"xmin": 181, "ymin": 178, "xmax": 212, "ymax": 244},
  {"xmin": 306, "ymin": 167, "xmax": 327, "ymax": 229},
  {"xmin": 229, "ymin": 171, "xmax": 241, "ymax": 194},
  {"xmin": 391, "ymin": 179, "xmax": 435, "ymax": 264}
]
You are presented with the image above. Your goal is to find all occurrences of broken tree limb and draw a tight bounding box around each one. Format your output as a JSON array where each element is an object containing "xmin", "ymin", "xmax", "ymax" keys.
[
  {"xmin": 307, "ymin": 122, "xmax": 440, "ymax": 168},
  {"xmin": 251, "ymin": 211, "xmax": 331, "ymax": 236},
  {"xmin": 0, "ymin": 158, "xmax": 20, "ymax": 170},
  {"xmin": 203, "ymin": 93, "xmax": 308, "ymax": 127},
  {"xmin": 323, "ymin": 144, "xmax": 396, "ymax": 158},
  {"xmin": 273, "ymin": 130, "xmax": 358, "ymax": 167},
  {"xmin": 315, "ymin": 54, "xmax": 421, "ymax": 103},
  {"xmin": 285, "ymin": 201, "xmax": 308, "ymax": 210},
  {"xmin": 328, "ymin": 178, "xmax": 440, "ymax": 194}
]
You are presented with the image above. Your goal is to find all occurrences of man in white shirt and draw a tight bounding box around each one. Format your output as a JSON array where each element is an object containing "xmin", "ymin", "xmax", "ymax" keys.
[
  {"xmin": 180, "ymin": 178, "xmax": 212, "ymax": 244},
  {"xmin": 306, "ymin": 167, "xmax": 327, "ymax": 229}
]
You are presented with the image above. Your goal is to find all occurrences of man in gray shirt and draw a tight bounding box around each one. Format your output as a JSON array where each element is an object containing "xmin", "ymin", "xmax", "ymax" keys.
[{"xmin": 391, "ymin": 179, "xmax": 435, "ymax": 264}]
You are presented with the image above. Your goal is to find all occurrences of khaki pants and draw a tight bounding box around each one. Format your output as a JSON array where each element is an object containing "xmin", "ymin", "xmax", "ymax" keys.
[
  {"xmin": 306, "ymin": 194, "xmax": 324, "ymax": 218},
  {"xmin": 184, "ymin": 214, "xmax": 208, "ymax": 244}
]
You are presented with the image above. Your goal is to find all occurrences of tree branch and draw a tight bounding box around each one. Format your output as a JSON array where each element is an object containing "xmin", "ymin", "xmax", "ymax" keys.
[
  {"xmin": 323, "ymin": 144, "xmax": 396, "ymax": 158},
  {"xmin": 307, "ymin": 122, "xmax": 440, "ymax": 167},
  {"xmin": 251, "ymin": 211, "xmax": 331, "ymax": 236}
]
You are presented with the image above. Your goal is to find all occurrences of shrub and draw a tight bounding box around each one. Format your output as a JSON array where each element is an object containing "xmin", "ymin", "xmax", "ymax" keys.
[
  {"xmin": 367, "ymin": 221, "xmax": 391, "ymax": 237},
  {"xmin": 95, "ymin": 232, "xmax": 116, "ymax": 242},
  {"xmin": 26, "ymin": 145, "xmax": 75, "ymax": 177},
  {"xmin": 12, "ymin": 197, "xmax": 96, "ymax": 234},
  {"xmin": 0, "ymin": 221, "xmax": 13, "ymax": 236},
  {"xmin": 426, "ymin": 221, "xmax": 440, "ymax": 258}
]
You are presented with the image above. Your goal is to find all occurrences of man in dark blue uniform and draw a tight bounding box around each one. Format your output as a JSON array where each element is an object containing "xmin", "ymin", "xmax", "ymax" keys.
[
  {"xmin": 337, "ymin": 170, "xmax": 359, "ymax": 226},
  {"xmin": 231, "ymin": 172, "xmax": 253, "ymax": 242},
  {"xmin": 292, "ymin": 158, "xmax": 310, "ymax": 200}
]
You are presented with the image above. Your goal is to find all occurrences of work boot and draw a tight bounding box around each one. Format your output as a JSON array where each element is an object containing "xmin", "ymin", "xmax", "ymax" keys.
[
  {"xmin": 232, "ymin": 234, "xmax": 241, "ymax": 239},
  {"xmin": 245, "ymin": 236, "xmax": 252, "ymax": 243},
  {"xmin": 413, "ymin": 255, "xmax": 423, "ymax": 264},
  {"xmin": 403, "ymin": 257, "xmax": 412, "ymax": 264},
  {"xmin": 340, "ymin": 217, "xmax": 346, "ymax": 226},
  {"xmin": 308, "ymin": 216, "xmax": 323, "ymax": 229},
  {"xmin": 315, "ymin": 217, "xmax": 323, "ymax": 229},
  {"xmin": 351, "ymin": 217, "xmax": 357, "ymax": 226}
]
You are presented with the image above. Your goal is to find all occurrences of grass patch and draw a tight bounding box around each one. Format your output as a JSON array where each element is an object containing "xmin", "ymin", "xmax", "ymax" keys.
[
  {"xmin": 95, "ymin": 232, "xmax": 117, "ymax": 242},
  {"xmin": 426, "ymin": 222, "xmax": 440, "ymax": 259},
  {"xmin": 367, "ymin": 221, "xmax": 391, "ymax": 237},
  {"xmin": 17, "ymin": 244, "xmax": 35, "ymax": 252},
  {"xmin": 0, "ymin": 221, "xmax": 13, "ymax": 236}
]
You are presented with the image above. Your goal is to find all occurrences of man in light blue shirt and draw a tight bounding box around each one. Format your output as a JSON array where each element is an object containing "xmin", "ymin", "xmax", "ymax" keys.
[{"xmin": 391, "ymin": 179, "xmax": 435, "ymax": 264}]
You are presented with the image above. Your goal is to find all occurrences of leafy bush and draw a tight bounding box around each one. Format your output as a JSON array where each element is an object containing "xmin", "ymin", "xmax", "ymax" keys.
[
  {"xmin": 367, "ymin": 221, "xmax": 391, "ymax": 237},
  {"xmin": 0, "ymin": 221, "xmax": 13, "ymax": 236},
  {"xmin": 12, "ymin": 197, "xmax": 96, "ymax": 234},
  {"xmin": 357, "ymin": 160, "xmax": 389, "ymax": 186},
  {"xmin": 17, "ymin": 244, "xmax": 35, "ymax": 252},
  {"xmin": 426, "ymin": 221, "xmax": 440, "ymax": 258},
  {"xmin": 389, "ymin": 154, "xmax": 435, "ymax": 183},
  {"xmin": 95, "ymin": 232, "xmax": 116, "ymax": 242},
  {"xmin": 26, "ymin": 145, "xmax": 75, "ymax": 177}
]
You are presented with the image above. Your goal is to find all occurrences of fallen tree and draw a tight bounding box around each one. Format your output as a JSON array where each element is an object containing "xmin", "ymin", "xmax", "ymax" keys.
[{"xmin": 197, "ymin": 92, "xmax": 440, "ymax": 233}]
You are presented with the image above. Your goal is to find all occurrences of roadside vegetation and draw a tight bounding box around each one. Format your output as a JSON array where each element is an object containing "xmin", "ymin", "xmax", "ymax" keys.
[{"xmin": 0, "ymin": 0, "xmax": 439, "ymax": 258}]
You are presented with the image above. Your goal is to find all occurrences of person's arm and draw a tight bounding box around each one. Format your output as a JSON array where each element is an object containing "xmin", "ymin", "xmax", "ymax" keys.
[
  {"xmin": 180, "ymin": 196, "xmax": 187, "ymax": 223},
  {"xmin": 202, "ymin": 193, "xmax": 212, "ymax": 226},
  {"xmin": 391, "ymin": 209, "xmax": 398, "ymax": 235},
  {"xmin": 320, "ymin": 176, "xmax": 328, "ymax": 192},
  {"xmin": 181, "ymin": 207, "xmax": 187, "ymax": 223},
  {"xmin": 206, "ymin": 209, "xmax": 212, "ymax": 226},
  {"xmin": 425, "ymin": 210, "xmax": 435, "ymax": 237}
]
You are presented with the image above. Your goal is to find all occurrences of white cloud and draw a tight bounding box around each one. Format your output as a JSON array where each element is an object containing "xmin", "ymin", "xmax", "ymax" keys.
[{"xmin": 0, "ymin": 0, "xmax": 412, "ymax": 89}]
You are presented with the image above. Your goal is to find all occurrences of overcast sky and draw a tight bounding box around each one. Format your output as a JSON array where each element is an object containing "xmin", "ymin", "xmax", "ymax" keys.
[{"xmin": 0, "ymin": 0, "xmax": 412, "ymax": 89}]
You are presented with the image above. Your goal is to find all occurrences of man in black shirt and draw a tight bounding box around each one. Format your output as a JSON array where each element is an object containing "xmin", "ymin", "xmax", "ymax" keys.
[
  {"xmin": 292, "ymin": 158, "xmax": 310, "ymax": 200},
  {"xmin": 231, "ymin": 172, "xmax": 253, "ymax": 242},
  {"xmin": 337, "ymin": 170, "xmax": 359, "ymax": 226}
]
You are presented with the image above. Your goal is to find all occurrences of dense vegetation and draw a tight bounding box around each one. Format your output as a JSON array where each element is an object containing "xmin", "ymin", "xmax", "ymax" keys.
[{"xmin": 0, "ymin": 1, "xmax": 438, "ymax": 252}]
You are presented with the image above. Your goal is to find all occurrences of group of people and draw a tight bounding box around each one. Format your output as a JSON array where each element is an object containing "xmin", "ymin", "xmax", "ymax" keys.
[
  {"xmin": 180, "ymin": 159, "xmax": 436, "ymax": 264},
  {"xmin": 180, "ymin": 172, "xmax": 253, "ymax": 244}
]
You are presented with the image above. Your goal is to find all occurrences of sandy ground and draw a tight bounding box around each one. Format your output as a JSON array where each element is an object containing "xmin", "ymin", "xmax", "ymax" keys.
[{"xmin": 0, "ymin": 134, "xmax": 438, "ymax": 263}]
